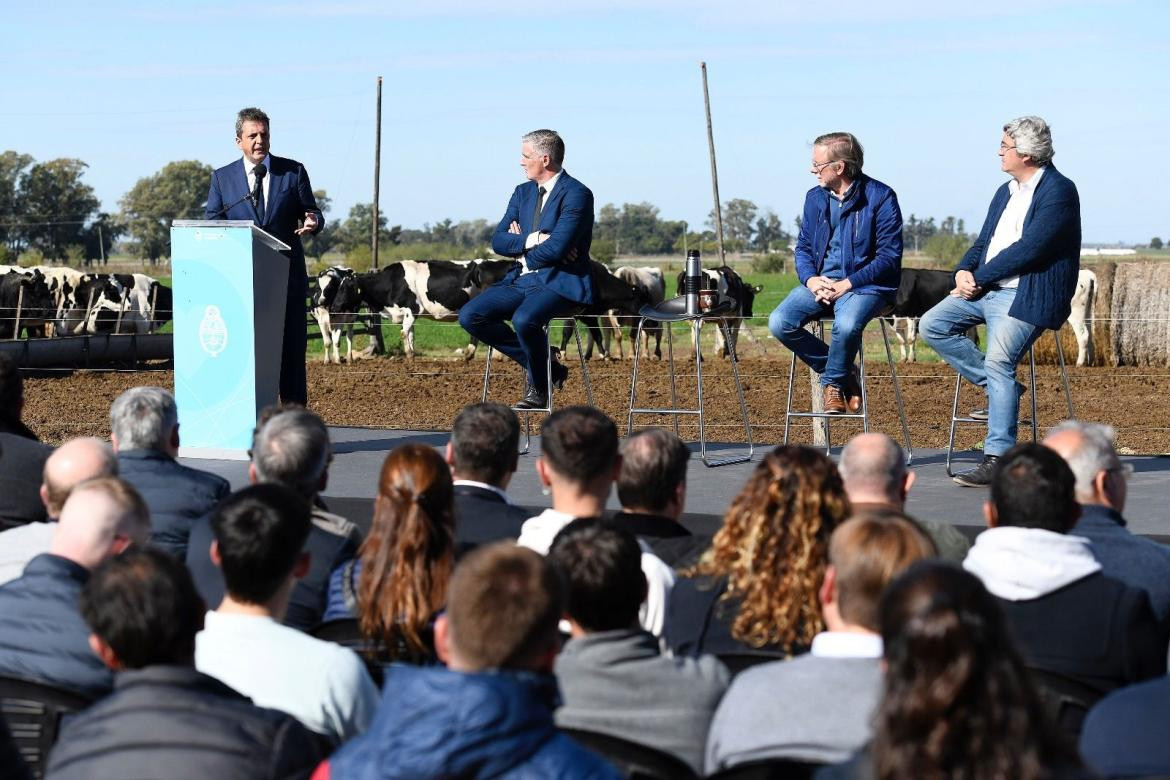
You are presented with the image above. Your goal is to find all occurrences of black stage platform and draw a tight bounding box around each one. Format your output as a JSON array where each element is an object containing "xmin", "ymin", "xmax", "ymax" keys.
[{"xmin": 180, "ymin": 426, "xmax": 1170, "ymax": 544}]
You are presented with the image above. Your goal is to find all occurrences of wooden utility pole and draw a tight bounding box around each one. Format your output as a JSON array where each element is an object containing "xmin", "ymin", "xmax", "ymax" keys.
[
  {"xmin": 372, "ymin": 75, "xmax": 383, "ymax": 269},
  {"xmin": 700, "ymin": 62, "xmax": 725, "ymax": 264}
]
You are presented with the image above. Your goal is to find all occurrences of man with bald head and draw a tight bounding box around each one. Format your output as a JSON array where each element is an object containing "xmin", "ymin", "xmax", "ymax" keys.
[
  {"xmin": 838, "ymin": 432, "xmax": 969, "ymax": 561},
  {"xmin": 0, "ymin": 476, "xmax": 150, "ymax": 698},
  {"xmin": 0, "ymin": 437, "xmax": 119, "ymax": 585},
  {"xmin": 1044, "ymin": 420, "xmax": 1170, "ymax": 624}
]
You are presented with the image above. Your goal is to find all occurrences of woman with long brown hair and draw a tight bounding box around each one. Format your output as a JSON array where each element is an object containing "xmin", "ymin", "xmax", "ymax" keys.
[
  {"xmin": 664, "ymin": 445, "xmax": 850, "ymax": 666},
  {"xmin": 324, "ymin": 443, "xmax": 455, "ymax": 663}
]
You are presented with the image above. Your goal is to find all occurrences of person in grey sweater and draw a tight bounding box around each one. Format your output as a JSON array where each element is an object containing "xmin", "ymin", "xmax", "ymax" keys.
[
  {"xmin": 548, "ymin": 518, "xmax": 729, "ymax": 775},
  {"xmin": 705, "ymin": 513, "xmax": 936, "ymax": 773}
]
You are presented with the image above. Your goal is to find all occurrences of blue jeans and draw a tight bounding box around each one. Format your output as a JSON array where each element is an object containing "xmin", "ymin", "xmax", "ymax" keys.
[
  {"xmin": 768, "ymin": 285, "xmax": 888, "ymax": 388},
  {"xmin": 458, "ymin": 273, "xmax": 577, "ymax": 394},
  {"xmin": 920, "ymin": 288, "xmax": 1042, "ymax": 456}
]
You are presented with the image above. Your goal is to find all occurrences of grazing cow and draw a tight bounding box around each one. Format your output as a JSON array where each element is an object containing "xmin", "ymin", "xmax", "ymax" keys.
[
  {"xmin": 0, "ymin": 270, "xmax": 56, "ymax": 339},
  {"xmin": 75, "ymin": 273, "xmax": 162, "ymax": 335},
  {"xmin": 556, "ymin": 261, "xmax": 650, "ymax": 361},
  {"xmin": 674, "ymin": 266, "xmax": 760, "ymax": 359},
  {"xmin": 888, "ymin": 268, "xmax": 955, "ymax": 361},
  {"xmin": 356, "ymin": 260, "xmax": 514, "ymax": 359},
  {"xmin": 608, "ymin": 266, "xmax": 665, "ymax": 360},
  {"xmin": 313, "ymin": 266, "xmax": 364, "ymax": 364},
  {"xmin": 1068, "ymin": 268, "xmax": 1097, "ymax": 366}
]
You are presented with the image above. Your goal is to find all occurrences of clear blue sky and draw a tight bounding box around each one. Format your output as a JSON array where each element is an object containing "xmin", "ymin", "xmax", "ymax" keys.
[{"xmin": 4, "ymin": 0, "xmax": 1167, "ymax": 244}]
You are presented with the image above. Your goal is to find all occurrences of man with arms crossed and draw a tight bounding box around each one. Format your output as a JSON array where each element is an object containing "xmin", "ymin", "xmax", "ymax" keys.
[
  {"xmin": 922, "ymin": 116, "xmax": 1081, "ymax": 487},
  {"xmin": 459, "ymin": 130, "xmax": 595, "ymax": 409},
  {"xmin": 206, "ymin": 107, "xmax": 323, "ymax": 405}
]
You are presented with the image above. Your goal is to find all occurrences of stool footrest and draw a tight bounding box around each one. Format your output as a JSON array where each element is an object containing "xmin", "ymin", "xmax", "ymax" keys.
[
  {"xmin": 628, "ymin": 408, "xmax": 701, "ymax": 416},
  {"xmin": 786, "ymin": 411, "xmax": 867, "ymax": 420}
]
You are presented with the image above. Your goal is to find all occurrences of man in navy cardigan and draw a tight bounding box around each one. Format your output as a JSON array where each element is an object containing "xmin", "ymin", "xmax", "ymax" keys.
[
  {"xmin": 768, "ymin": 132, "xmax": 903, "ymax": 415},
  {"xmin": 922, "ymin": 116, "xmax": 1081, "ymax": 487},
  {"xmin": 459, "ymin": 129, "xmax": 595, "ymax": 409}
]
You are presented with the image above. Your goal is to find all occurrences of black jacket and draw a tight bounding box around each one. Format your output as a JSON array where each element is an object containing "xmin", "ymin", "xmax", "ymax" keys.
[
  {"xmin": 0, "ymin": 428, "xmax": 52, "ymax": 530},
  {"xmin": 117, "ymin": 449, "xmax": 231, "ymax": 559},
  {"xmin": 612, "ymin": 511, "xmax": 711, "ymax": 569},
  {"xmin": 665, "ymin": 575, "xmax": 799, "ymax": 665},
  {"xmin": 0, "ymin": 553, "xmax": 110, "ymax": 698},
  {"xmin": 453, "ymin": 482, "xmax": 528, "ymax": 551},
  {"xmin": 46, "ymin": 665, "xmax": 324, "ymax": 780}
]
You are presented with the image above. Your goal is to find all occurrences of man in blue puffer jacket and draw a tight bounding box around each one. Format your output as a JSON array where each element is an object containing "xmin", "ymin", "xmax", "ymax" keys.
[
  {"xmin": 321, "ymin": 543, "xmax": 620, "ymax": 780},
  {"xmin": 769, "ymin": 132, "xmax": 903, "ymax": 415}
]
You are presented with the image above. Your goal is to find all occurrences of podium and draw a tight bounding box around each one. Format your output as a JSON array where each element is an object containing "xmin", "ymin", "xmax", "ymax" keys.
[{"xmin": 170, "ymin": 220, "xmax": 290, "ymax": 459}]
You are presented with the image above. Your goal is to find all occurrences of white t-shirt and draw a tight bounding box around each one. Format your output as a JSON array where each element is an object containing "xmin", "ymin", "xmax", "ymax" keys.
[{"xmin": 195, "ymin": 610, "xmax": 379, "ymax": 743}]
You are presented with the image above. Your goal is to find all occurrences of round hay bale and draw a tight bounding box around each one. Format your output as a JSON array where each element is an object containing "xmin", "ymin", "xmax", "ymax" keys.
[{"xmin": 1111, "ymin": 262, "xmax": 1170, "ymax": 367}]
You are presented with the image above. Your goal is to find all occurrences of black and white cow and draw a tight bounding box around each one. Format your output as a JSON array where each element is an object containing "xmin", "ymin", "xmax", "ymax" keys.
[
  {"xmin": 607, "ymin": 266, "xmax": 665, "ymax": 360},
  {"xmin": 355, "ymin": 259, "xmax": 518, "ymax": 359},
  {"xmin": 313, "ymin": 266, "xmax": 364, "ymax": 364},
  {"xmin": 887, "ymin": 268, "xmax": 955, "ymax": 361},
  {"xmin": 674, "ymin": 266, "xmax": 760, "ymax": 360},
  {"xmin": 0, "ymin": 270, "xmax": 56, "ymax": 339},
  {"xmin": 554, "ymin": 261, "xmax": 652, "ymax": 361},
  {"xmin": 75, "ymin": 273, "xmax": 166, "ymax": 335},
  {"xmin": 1068, "ymin": 269, "xmax": 1096, "ymax": 366},
  {"xmin": 455, "ymin": 259, "xmax": 519, "ymax": 360}
]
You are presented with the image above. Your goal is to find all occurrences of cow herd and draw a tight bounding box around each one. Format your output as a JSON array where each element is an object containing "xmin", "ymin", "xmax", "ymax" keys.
[{"xmin": 0, "ymin": 266, "xmax": 172, "ymax": 339}]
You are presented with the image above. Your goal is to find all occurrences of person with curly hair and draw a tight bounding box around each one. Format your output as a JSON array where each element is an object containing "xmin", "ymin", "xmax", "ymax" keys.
[
  {"xmin": 324, "ymin": 443, "xmax": 455, "ymax": 664},
  {"xmin": 817, "ymin": 560, "xmax": 1088, "ymax": 779},
  {"xmin": 664, "ymin": 445, "xmax": 850, "ymax": 671}
]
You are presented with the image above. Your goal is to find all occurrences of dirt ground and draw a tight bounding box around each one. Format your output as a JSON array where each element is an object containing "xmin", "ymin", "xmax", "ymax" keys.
[{"xmin": 21, "ymin": 357, "xmax": 1170, "ymax": 455}]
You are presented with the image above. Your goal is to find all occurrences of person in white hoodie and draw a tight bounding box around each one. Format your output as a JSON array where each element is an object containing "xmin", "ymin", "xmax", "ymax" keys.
[
  {"xmin": 962, "ymin": 442, "xmax": 1165, "ymax": 732},
  {"xmin": 517, "ymin": 405, "xmax": 674, "ymax": 637}
]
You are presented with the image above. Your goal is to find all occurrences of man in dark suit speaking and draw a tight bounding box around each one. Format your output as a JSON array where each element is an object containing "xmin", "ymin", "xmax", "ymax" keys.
[
  {"xmin": 459, "ymin": 129, "xmax": 595, "ymax": 409},
  {"xmin": 205, "ymin": 107, "xmax": 323, "ymax": 405}
]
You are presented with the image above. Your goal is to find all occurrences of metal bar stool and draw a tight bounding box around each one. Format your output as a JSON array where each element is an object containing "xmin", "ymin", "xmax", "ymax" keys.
[
  {"xmin": 626, "ymin": 299, "xmax": 753, "ymax": 467},
  {"xmin": 782, "ymin": 316, "xmax": 913, "ymax": 463},
  {"xmin": 946, "ymin": 326, "xmax": 1075, "ymax": 476},
  {"xmin": 480, "ymin": 316, "xmax": 595, "ymax": 455}
]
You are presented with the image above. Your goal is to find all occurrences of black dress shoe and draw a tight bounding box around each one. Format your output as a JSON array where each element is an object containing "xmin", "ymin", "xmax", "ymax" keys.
[
  {"xmin": 952, "ymin": 455, "xmax": 1000, "ymax": 487},
  {"xmin": 514, "ymin": 385, "xmax": 548, "ymax": 410}
]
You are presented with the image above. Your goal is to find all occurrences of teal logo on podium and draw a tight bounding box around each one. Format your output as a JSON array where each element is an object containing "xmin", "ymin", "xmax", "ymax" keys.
[{"xmin": 198, "ymin": 305, "xmax": 228, "ymax": 357}]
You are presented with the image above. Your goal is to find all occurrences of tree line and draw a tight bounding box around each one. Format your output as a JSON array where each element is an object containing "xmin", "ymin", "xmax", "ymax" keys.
[{"xmin": 0, "ymin": 150, "xmax": 982, "ymax": 267}]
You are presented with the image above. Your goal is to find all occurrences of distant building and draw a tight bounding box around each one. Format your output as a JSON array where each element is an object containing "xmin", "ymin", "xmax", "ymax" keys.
[{"xmin": 1080, "ymin": 247, "xmax": 1138, "ymax": 257}]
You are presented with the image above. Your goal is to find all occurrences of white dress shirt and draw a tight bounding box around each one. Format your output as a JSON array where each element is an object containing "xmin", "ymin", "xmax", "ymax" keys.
[
  {"xmin": 243, "ymin": 154, "xmax": 272, "ymax": 214},
  {"xmin": 984, "ymin": 166, "xmax": 1046, "ymax": 289}
]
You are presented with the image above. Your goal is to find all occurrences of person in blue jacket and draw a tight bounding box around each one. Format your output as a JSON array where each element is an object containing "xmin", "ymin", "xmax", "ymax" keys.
[
  {"xmin": 324, "ymin": 542, "xmax": 620, "ymax": 780},
  {"xmin": 768, "ymin": 132, "xmax": 903, "ymax": 416},
  {"xmin": 922, "ymin": 116, "xmax": 1081, "ymax": 487}
]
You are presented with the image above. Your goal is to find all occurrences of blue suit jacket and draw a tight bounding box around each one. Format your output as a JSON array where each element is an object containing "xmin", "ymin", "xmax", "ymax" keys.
[
  {"xmin": 491, "ymin": 172, "xmax": 595, "ymax": 304},
  {"xmin": 955, "ymin": 164, "xmax": 1081, "ymax": 330},
  {"xmin": 204, "ymin": 155, "xmax": 322, "ymax": 276}
]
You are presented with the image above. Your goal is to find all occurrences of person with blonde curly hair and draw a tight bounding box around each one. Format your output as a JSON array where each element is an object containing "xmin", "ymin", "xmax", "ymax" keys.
[
  {"xmin": 324, "ymin": 443, "xmax": 455, "ymax": 664},
  {"xmin": 664, "ymin": 445, "xmax": 850, "ymax": 672}
]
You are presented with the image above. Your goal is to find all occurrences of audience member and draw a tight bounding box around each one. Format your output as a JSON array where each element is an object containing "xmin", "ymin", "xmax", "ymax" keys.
[
  {"xmin": 549, "ymin": 518, "xmax": 728, "ymax": 774},
  {"xmin": 613, "ymin": 427, "xmax": 709, "ymax": 567},
  {"xmin": 0, "ymin": 354, "xmax": 52, "ymax": 529},
  {"xmin": 517, "ymin": 405, "xmax": 675, "ymax": 636},
  {"xmin": 324, "ymin": 443, "xmax": 454, "ymax": 664},
  {"xmin": 0, "ymin": 477, "xmax": 149, "ymax": 698},
  {"xmin": 187, "ymin": 406, "xmax": 359, "ymax": 630},
  {"xmin": 0, "ymin": 437, "xmax": 117, "ymax": 585},
  {"xmin": 1044, "ymin": 420, "xmax": 1170, "ymax": 623},
  {"xmin": 447, "ymin": 402, "xmax": 530, "ymax": 549},
  {"xmin": 110, "ymin": 386, "xmax": 230, "ymax": 558},
  {"xmin": 707, "ymin": 514, "xmax": 935, "ymax": 773},
  {"xmin": 665, "ymin": 445, "xmax": 849, "ymax": 665},
  {"xmin": 838, "ymin": 432, "xmax": 969, "ymax": 561},
  {"xmin": 195, "ymin": 484, "xmax": 378, "ymax": 745},
  {"xmin": 1079, "ymin": 674, "xmax": 1170, "ymax": 778},
  {"xmin": 962, "ymin": 443, "xmax": 1164, "ymax": 706},
  {"xmin": 323, "ymin": 543, "xmax": 621, "ymax": 779},
  {"xmin": 45, "ymin": 547, "xmax": 324, "ymax": 780},
  {"xmin": 817, "ymin": 561, "xmax": 1086, "ymax": 779}
]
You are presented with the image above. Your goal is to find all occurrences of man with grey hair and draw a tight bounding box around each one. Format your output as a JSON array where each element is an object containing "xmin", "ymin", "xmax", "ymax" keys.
[
  {"xmin": 111, "ymin": 386, "xmax": 229, "ymax": 558},
  {"xmin": 0, "ymin": 437, "xmax": 119, "ymax": 585},
  {"xmin": 613, "ymin": 427, "xmax": 709, "ymax": 567},
  {"xmin": 1044, "ymin": 420, "xmax": 1170, "ymax": 623},
  {"xmin": 768, "ymin": 132, "xmax": 904, "ymax": 415},
  {"xmin": 459, "ymin": 129, "xmax": 596, "ymax": 409},
  {"xmin": 185, "ymin": 406, "xmax": 359, "ymax": 631},
  {"xmin": 838, "ymin": 432, "xmax": 969, "ymax": 561},
  {"xmin": 922, "ymin": 116, "xmax": 1081, "ymax": 487}
]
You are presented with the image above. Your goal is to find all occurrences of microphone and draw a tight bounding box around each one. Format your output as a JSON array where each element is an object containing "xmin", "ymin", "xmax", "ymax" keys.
[{"xmin": 250, "ymin": 163, "xmax": 267, "ymax": 206}]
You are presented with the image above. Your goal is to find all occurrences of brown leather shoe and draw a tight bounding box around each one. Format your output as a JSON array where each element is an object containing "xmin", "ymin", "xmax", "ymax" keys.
[
  {"xmin": 843, "ymin": 366, "xmax": 863, "ymax": 413},
  {"xmin": 822, "ymin": 384, "xmax": 847, "ymax": 415}
]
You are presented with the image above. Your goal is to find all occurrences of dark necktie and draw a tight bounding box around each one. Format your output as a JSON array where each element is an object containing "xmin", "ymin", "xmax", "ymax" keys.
[
  {"xmin": 531, "ymin": 185, "xmax": 546, "ymax": 232},
  {"xmin": 254, "ymin": 175, "xmax": 266, "ymax": 223}
]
